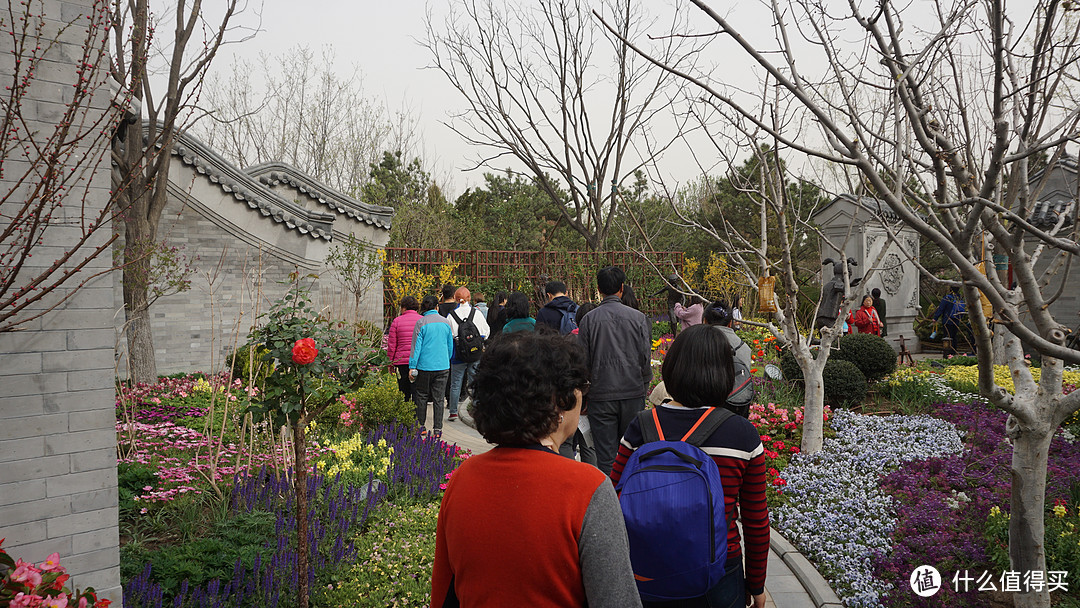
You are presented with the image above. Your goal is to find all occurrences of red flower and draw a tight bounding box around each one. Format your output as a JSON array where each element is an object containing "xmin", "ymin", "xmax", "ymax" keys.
[
  {"xmin": 291, "ymin": 338, "xmax": 318, "ymax": 365},
  {"xmin": 772, "ymin": 440, "xmax": 786, "ymax": 450},
  {"xmin": 790, "ymin": 446, "xmax": 800, "ymax": 454},
  {"xmin": 767, "ymin": 467, "xmax": 779, "ymax": 476},
  {"xmin": 771, "ymin": 478, "xmax": 787, "ymax": 487},
  {"xmin": 764, "ymin": 449, "xmax": 780, "ymax": 459},
  {"xmin": 760, "ymin": 434, "xmax": 771, "ymax": 442},
  {"xmin": 757, "ymin": 349, "xmax": 765, "ymax": 357}
]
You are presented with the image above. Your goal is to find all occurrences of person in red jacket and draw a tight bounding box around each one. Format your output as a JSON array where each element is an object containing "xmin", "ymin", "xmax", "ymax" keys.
[
  {"xmin": 386, "ymin": 296, "xmax": 422, "ymax": 401},
  {"xmin": 612, "ymin": 324, "xmax": 769, "ymax": 608},
  {"xmin": 851, "ymin": 295, "xmax": 882, "ymax": 336},
  {"xmin": 432, "ymin": 331, "xmax": 640, "ymax": 608}
]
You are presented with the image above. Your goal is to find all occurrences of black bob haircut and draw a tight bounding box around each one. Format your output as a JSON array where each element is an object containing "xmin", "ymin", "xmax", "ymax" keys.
[
  {"xmin": 661, "ymin": 324, "xmax": 736, "ymax": 409},
  {"xmin": 597, "ymin": 266, "xmax": 625, "ymax": 296},
  {"xmin": 420, "ymin": 295, "xmax": 439, "ymax": 313},
  {"xmin": 505, "ymin": 291, "xmax": 531, "ymax": 320},
  {"xmin": 703, "ymin": 300, "xmax": 732, "ymax": 326},
  {"xmin": 400, "ymin": 296, "xmax": 419, "ymax": 311},
  {"xmin": 470, "ymin": 331, "xmax": 589, "ymax": 446}
]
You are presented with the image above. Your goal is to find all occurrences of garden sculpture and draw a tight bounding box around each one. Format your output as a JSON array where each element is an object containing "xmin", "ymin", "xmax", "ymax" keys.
[{"xmin": 815, "ymin": 257, "xmax": 862, "ymax": 330}]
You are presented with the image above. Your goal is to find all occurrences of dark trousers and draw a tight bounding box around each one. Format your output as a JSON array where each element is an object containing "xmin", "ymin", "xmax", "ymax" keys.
[
  {"xmin": 642, "ymin": 561, "xmax": 745, "ymax": 608},
  {"xmin": 588, "ymin": 397, "xmax": 646, "ymax": 475},
  {"xmin": 396, "ymin": 364, "xmax": 413, "ymax": 403},
  {"xmin": 558, "ymin": 429, "xmax": 596, "ymax": 466},
  {"xmin": 413, "ymin": 369, "xmax": 448, "ymax": 430}
]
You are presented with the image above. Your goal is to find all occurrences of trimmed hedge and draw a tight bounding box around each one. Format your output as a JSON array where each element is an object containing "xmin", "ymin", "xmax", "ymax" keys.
[
  {"xmin": 832, "ymin": 333, "xmax": 897, "ymax": 382},
  {"xmin": 822, "ymin": 359, "xmax": 867, "ymax": 407}
]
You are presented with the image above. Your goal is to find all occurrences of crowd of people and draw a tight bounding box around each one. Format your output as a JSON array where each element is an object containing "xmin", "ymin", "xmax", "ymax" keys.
[{"xmin": 386, "ymin": 267, "xmax": 768, "ymax": 608}]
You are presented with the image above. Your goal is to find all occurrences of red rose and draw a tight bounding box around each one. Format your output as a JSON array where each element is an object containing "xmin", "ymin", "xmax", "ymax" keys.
[{"xmin": 291, "ymin": 338, "xmax": 319, "ymax": 365}]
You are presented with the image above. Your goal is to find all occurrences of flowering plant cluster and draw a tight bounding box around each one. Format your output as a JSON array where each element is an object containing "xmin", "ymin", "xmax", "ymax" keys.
[
  {"xmin": 747, "ymin": 402, "xmax": 823, "ymax": 499},
  {"xmin": 315, "ymin": 436, "xmax": 395, "ymax": 485},
  {"xmin": 0, "ymin": 542, "xmax": 110, "ymax": 607},
  {"xmin": 774, "ymin": 410, "xmax": 965, "ymax": 607},
  {"xmin": 942, "ymin": 364, "xmax": 1080, "ymax": 396},
  {"xmin": 874, "ymin": 401, "xmax": 1080, "ymax": 606}
]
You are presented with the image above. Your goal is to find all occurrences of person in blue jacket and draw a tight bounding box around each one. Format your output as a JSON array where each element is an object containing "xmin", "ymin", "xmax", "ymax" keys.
[
  {"xmin": 932, "ymin": 287, "xmax": 969, "ymax": 355},
  {"xmin": 409, "ymin": 295, "xmax": 454, "ymax": 436}
]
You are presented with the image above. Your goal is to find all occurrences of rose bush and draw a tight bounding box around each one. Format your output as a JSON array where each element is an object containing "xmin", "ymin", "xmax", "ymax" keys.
[{"xmin": 291, "ymin": 338, "xmax": 318, "ymax": 366}]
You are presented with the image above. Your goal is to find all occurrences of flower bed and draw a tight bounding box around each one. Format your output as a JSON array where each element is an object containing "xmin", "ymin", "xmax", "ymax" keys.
[
  {"xmin": 111, "ymin": 369, "xmax": 467, "ymax": 608},
  {"xmin": 873, "ymin": 401, "xmax": 1080, "ymax": 607},
  {"xmin": 774, "ymin": 410, "xmax": 965, "ymax": 606}
]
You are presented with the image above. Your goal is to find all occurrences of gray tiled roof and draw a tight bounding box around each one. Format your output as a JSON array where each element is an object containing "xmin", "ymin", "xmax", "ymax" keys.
[
  {"xmin": 246, "ymin": 162, "xmax": 393, "ymax": 229},
  {"xmin": 149, "ymin": 124, "xmax": 393, "ymax": 240}
]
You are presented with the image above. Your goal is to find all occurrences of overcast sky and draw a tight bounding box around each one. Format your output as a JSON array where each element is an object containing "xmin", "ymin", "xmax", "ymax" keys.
[{"xmin": 210, "ymin": 1, "xmax": 772, "ymax": 198}]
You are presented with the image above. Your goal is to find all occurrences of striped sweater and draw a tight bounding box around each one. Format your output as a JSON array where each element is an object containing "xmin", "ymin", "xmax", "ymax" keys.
[{"xmin": 610, "ymin": 404, "xmax": 770, "ymax": 596}]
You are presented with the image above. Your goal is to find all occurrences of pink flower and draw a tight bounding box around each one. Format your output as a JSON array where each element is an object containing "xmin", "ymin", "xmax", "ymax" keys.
[
  {"xmin": 12, "ymin": 559, "xmax": 43, "ymax": 587},
  {"xmin": 42, "ymin": 596, "xmax": 68, "ymax": 608},
  {"xmin": 38, "ymin": 552, "xmax": 64, "ymax": 572},
  {"xmin": 11, "ymin": 592, "xmax": 43, "ymax": 608}
]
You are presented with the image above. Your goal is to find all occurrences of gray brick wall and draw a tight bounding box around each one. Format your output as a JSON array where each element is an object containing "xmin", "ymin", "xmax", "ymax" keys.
[
  {"xmin": 114, "ymin": 155, "xmax": 389, "ymax": 377},
  {"xmin": 0, "ymin": 0, "xmax": 120, "ymax": 601}
]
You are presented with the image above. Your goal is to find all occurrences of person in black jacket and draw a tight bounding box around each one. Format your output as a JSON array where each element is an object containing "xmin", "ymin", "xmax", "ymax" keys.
[
  {"xmin": 577, "ymin": 267, "xmax": 653, "ymax": 474},
  {"xmin": 536, "ymin": 280, "xmax": 579, "ymax": 334}
]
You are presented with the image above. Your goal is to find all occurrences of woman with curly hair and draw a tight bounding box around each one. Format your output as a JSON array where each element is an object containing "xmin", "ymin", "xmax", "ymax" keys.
[{"xmin": 431, "ymin": 331, "xmax": 640, "ymax": 608}]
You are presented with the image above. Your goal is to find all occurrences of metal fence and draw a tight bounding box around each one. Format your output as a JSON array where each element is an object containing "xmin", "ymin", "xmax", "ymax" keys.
[{"xmin": 382, "ymin": 248, "xmax": 684, "ymax": 325}]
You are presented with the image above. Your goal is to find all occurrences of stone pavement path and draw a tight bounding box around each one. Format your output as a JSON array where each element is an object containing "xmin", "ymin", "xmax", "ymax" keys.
[{"xmin": 430, "ymin": 406, "xmax": 822, "ymax": 608}]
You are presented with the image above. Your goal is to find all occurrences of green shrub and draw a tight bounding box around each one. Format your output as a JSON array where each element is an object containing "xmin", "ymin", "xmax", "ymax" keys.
[
  {"xmin": 780, "ymin": 348, "xmax": 803, "ymax": 382},
  {"xmin": 118, "ymin": 462, "xmax": 158, "ymax": 518},
  {"xmin": 832, "ymin": 332, "xmax": 897, "ymax": 382},
  {"xmin": 120, "ymin": 510, "xmax": 275, "ymax": 599},
  {"xmin": 941, "ymin": 355, "xmax": 978, "ymax": 367},
  {"xmin": 822, "ymin": 358, "xmax": 867, "ymax": 407},
  {"xmin": 314, "ymin": 502, "xmax": 439, "ymax": 608},
  {"xmin": 352, "ymin": 372, "xmax": 414, "ymax": 429},
  {"xmin": 352, "ymin": 320, "xmax": 385, "ymax": 350},
  {"xmin": 226, "ymin": 343, "xmax": 272, "ymax": 384}
]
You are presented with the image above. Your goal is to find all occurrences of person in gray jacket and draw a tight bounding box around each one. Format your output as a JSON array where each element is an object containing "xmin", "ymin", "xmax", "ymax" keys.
[
  {"xmin": 704, "ymin": 300, "xmax": 753, "ymax": 370},
  {"xmin": 577, "ymin": 266, "xmax": 653, "ymax": 474}
]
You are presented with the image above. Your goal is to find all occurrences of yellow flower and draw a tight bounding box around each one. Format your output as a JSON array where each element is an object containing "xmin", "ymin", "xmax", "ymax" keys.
[
  {"xmin": 989, "ymin": 506, "xmax": 1002, "ymax": 517},
  {"xmin": 1054, "ymin": 504, "xmax": 1067, "ymax": 518}
]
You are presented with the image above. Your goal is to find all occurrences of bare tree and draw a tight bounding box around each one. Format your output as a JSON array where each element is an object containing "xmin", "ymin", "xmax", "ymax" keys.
[
  {"xmin": 609, "ymin": 0, "xmax": 1080, "ymax": 605},
  {"xmin": 111, "ymin": 0, "xmax": 251, "ymax": 385},
  {"xmin": 195, "ymin": 45, "xmax": 418, "ymax": 197},
  {"xmin": 425, "ymin": 0, "xmax": 704, "ymax": 251},
  {"xmin": 0, "ymin": 0, "xmax": 135, "ymax": 332}
]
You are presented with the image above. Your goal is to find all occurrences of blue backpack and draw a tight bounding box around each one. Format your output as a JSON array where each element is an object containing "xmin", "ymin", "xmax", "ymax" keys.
[
  {"xmin": 558, "ymin": 304, "xmax": 579, "ymax": 335},
  {"xmin": 616, "ymin": 407, "xmax": 732, "ymax": 602}
]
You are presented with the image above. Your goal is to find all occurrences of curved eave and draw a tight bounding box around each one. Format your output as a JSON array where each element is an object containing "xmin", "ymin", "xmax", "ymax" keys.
[
  {"xmin": 146, "ymin": 123, "xmax": 334, "ymax": 241},
  {"xmin": 246, "ymin": 162, "xmax": 394, "ymax": 230}
]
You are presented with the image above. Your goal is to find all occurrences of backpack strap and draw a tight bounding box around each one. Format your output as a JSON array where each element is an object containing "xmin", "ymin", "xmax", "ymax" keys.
[
  {"xmin": 682, "ymin": 407, "xmax": 734, "ymax": 447},
  {"xmin": 638, "ymin": 407, "xmax": 664, "ymax": 443},
  {"xmin": 449, "ymin": 310, "xmax": 463, "ymax": 324},
  {"xmin": 466, "ymin": 308, "xmax": 476, "ymax": 323}
]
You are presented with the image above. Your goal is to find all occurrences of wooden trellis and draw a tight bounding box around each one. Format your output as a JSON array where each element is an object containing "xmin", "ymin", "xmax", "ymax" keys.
[{"xmin": 382, "ymin": 248, "xmax": 684, "ymax": 324}]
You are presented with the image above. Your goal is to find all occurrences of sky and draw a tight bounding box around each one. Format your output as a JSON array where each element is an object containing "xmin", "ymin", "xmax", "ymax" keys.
[{"xmin": 209, "ymin": 0, "xmax": 772, "ymax": 199}]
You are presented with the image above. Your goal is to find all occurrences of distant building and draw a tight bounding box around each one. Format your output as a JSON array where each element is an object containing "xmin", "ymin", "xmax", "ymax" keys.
[
  {"xmin": 1024, "ymin": 155, "xmax": 1078, "ymax": 334},
  {"xmin": 115, "ymin": 127, "xmax": 393, "ymax": 376},
  {"xmin": 812, "ymin": 194, "xmax": 921, "ymax": 349}
]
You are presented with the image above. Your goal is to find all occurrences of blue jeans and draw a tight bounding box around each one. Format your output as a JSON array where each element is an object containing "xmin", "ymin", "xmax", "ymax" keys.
[
  {"xmin": 448, "ymin": 361, "xmax": 478, "ymax": 415},
  {"xmin": 642, "ymin": 560, "xmax": 745, "ymax": 608}
]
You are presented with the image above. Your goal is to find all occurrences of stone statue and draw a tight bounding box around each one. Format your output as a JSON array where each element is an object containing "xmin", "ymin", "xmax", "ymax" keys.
[{"xmin": 815, "ymin": 257, "xmax": 862, "ymax": 329}]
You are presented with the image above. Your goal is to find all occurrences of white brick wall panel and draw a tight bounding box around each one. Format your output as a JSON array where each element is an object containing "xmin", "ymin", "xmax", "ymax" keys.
[
  {"xmin": 43, "ymin": 428, "xmax": 113, "ymax": 457},
  {"xmin": 0, "ymin": 413, "xmax": 69, "ymax": 440}
]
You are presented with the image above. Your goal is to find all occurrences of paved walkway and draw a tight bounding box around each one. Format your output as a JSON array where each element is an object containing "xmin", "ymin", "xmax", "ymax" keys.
[{"xmin": 432, "ymin": 406, "xmax": 834, "ymax": 608}]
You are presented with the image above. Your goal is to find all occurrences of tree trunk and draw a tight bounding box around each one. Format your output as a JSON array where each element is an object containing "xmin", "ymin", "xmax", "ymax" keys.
[
  {"xmin": 1007, "ymin": 414, "xmax": 1053, "ymax": 608},
  {"xmin": 123, "ymin": 229, "xmax": 157, "ymax": 385},
  {"xmin": 294, "ymin": 419, "xmax": 310, "ymax": 608},
  {"xmin": 801, "ymin": 363, "xmax": 826, "ymax": 454}
]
